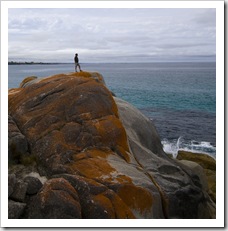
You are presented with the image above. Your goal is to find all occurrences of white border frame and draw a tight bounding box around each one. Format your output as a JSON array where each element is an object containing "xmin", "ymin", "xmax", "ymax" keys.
[{"xmin": 1, "ymin": 1, "xmax": 224, "ymax": 228}]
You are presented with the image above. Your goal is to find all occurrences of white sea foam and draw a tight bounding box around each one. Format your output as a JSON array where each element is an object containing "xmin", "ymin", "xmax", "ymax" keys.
[
  {"xmin": 162, "ymin": 137, "xmax": 182, "ymax": 158},
  {"xmin": 162, "ymin": 137, "xmax": 216, "ymax": 159}
]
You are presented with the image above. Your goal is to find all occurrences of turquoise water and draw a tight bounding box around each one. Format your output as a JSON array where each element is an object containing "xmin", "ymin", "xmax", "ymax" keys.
[{"xmin": 8, "ymin": 62, "xmax": 216, "ymax": 157}]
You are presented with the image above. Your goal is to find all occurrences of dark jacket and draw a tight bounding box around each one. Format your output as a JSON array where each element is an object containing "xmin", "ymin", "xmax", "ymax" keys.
[{"xmin": 74, "ymin": 56, "xmax": 79, "ymax": 63}]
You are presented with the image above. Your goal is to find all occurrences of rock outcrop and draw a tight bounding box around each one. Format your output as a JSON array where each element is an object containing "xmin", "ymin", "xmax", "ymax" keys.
[
  {"xmin": 8, "ymin": 71, "xmax": 215, "ymax": 219},
  {"xmin": 177, "ymin": 151, "xmax": 216, "ymax": 204}
]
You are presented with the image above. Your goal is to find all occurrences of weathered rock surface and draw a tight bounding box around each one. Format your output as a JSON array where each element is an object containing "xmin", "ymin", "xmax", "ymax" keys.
[
  {"xmin": 8, "ymin": 200, "xmax": 26, "ymax": 219},
  {"xmin": 8, "ymin": 174, "xmax": 16, "ymax": 197},
  {"xmin": 24, "ymin": 176, "xmax": 43, "ymax": 195},
  {"xmin": 177, "ymin": 151, "xmax": 216, "ymax": 171},
  {"xmin": 8, "ymin": 71, "xmax": 216, "ymax": 219},
  {"xmin": 177, "ymin": 151, "xmax": 216, "ymax": 203},
  {"xmin": 26, "ymin": 178, "xmax": 82, "ymax": 219},
  {"xmin": 9, "ymin": 180, "xmax": 28, "ymax": 202},
  {"xmin": 8, "ymin": 115, "xmax": 29, "ymax": 164},
  {"xmin": 115, "ymin": 97, "xmax": 216, "ymax": 218}
]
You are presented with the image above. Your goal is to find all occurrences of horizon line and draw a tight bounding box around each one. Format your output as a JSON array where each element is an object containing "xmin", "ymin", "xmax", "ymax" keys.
[{"xmin": 8, "ymin": 60, "xmax": 216, "ymax": 64}]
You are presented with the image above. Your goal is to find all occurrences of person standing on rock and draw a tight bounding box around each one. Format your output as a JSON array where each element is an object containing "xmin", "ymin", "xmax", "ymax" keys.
[{"xmin": 74, "ymin": 53, "xmax": 82, "ymax": 72}]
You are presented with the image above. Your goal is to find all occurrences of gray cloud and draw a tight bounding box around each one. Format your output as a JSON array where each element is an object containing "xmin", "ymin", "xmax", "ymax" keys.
[
  {"xmin": 192, "ymin": 9, "xmax": 216, "ymax": 26},
  {"xmin": 8, "ymin": 8, "xmax": 216, "ymax": 63}
]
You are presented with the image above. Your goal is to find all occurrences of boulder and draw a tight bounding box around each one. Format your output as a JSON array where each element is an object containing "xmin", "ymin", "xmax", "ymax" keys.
[
  {"xmin": 176, "ymin": 159, "xmax": 216, "ymax": 215},
  {"xmin": 52, "ymin": 174, "xmax": 135, "ymax": 218},
  {"xmin": 8, "ymin": 200, "xmax": 26, "ymax": 219},
  {"xmin": 177, "ymin": 150, "xmax": 216, "ymax": 170},
  {"xmin": 19, "ymin": 76, "xmax": 37, "ymax": 88},
  {"xmin": 8, "ymin": 71, "xmax": 215, "ymax": 219},
  {"xmin": 204, "ymin": 169, "xmax": 216, "ymax": 203},
  {"xmin": 18, "ymin": 71, "xmax": 106, "ymax": 88},
  {"xmin": 177, "ymin": 151, "xmax": 216, "ymax": 203},
  {"xmin": 114, "ymin": 97, "xmax": 165, "ymax": 157},
  {"xmin": 8, "ymin": 164, "xmax": 46, "ymax": 183},
  {"xmin": 26, "ymin": 178, "xmax": 81, "ymax": 219},
  {"xmin": 177, "ymin": 160, "xmax": 209, "ymax": 191},
  {"xmin": 9, "ymin": 71, "xmax": 168, "ymax": 218},
  {"xmin": 9, "ymin": 180, "xmax": 28, "ymax": 202},
  {"xmin": 24, "ymin": 176, "xmax": 43, "ymax": 195}
]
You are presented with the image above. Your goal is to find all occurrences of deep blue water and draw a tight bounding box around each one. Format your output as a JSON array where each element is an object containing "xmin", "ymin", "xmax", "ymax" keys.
[{"xmin": 8, "ymin": 62, "xmax": 216, "ymax": 157}]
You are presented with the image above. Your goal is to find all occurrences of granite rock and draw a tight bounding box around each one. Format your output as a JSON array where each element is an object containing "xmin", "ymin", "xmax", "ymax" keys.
[
  {"xmin": 9, "ymin": 180, "xmax": 28, "ymax": 202},
  {"xmin": 8, "ymin": 71, "xmax": 216, "ymax": 219},
  {"xmin": 26, "ymin": 178, "xmax": 81, "ymax": 219},
  {"xmin": 8, "ymin": 174, "xmax": 16, "ymax": 197},
  {"xmin": 24, "ymin": 176, "xmax": 43, "ymax": 195},
  {"xmin": 8, "ymin": 200, "xmax": 26, "ymax": 219},
  {"xmin": 8, "ymin": 115, "xmax": 28, "ymax": 164}
]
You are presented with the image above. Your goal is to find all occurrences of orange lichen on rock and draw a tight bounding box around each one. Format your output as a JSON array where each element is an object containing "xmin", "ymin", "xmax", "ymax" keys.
[
  {"xmin": 27, "ymin": 178, "xmax": 82, "ymax": 218},
  {"xmin": 8, "ymin": 72, "xmax": 130, "ymax": 176},
  {"xmin": 102, "ymin": 189, "xmax": 135, "ymax": 218},
  {"xmin": 117, "ymin": 184, "xmax": 153, "ymax": 218},
  {"xmin": 9, "ymin": 75, "xmax": 116, "ymax": 135},
  {"xmin": 90, "ymin": 193, "xmax": 115, "ymax": 218},
  {"xmin": 92, "ymin": 115, "xmax": 130, "ymax": 160},
  {"xmin": 39, "ymin": 71, "xmax": 106, "ymax": 85},
  {"xmin": 8, "ymin": 72, "xmax": 158, "ymax": 218},
  {"xmin": 19, "ymin": 76, "xmax": 37, "ymax": 88},
  {"xmin": 8, "ymin": 71, "xmax": 215, "ymax": 219},
  {"xmin": 91, "ymin": 191, "xmax": 135, "ymax": 218},
  {"xmin": 68, "ymin": 149, "xmax": 132, "ymax": 185},
  {"xmin": 71, "ymin": 148, "xmax": 112, "ymax": 161},
  {"xmin": 8, "ymin": 88, "xmax": 23, "ymax": 96},
  {"xmin": 69, "ymin": 156, "xmax": 115, "ymax": 179}
]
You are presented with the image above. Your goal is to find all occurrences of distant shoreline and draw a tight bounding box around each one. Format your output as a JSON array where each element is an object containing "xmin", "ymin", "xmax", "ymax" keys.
[{"xmin": 8, "ymin": 61, "xmax": 70, "ymax": 65}]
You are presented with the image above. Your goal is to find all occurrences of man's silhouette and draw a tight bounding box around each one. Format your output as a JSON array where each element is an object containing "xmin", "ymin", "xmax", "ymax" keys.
[{"xmin": 74, "ymin": 53, "xmax": 82, "ymax": 72}]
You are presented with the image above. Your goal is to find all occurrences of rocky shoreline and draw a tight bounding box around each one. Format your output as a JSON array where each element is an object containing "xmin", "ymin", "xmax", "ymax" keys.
[{"xmin": 8, "ymin": 71, "xmax": 216, "ymax": 219}]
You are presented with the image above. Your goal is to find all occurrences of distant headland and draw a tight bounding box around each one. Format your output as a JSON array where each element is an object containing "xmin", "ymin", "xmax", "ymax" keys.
[{"xmin": 8, "ymin": 61, "xmax": 68, "ymax": 65}]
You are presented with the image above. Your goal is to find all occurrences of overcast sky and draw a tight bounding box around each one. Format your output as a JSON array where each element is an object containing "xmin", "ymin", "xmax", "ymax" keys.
[{"xmin": 8, "ymin": 8, "xmax": 216, "ymax": 63}]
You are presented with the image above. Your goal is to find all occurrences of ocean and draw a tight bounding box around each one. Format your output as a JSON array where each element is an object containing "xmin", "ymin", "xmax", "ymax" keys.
[{"xmin": 8, "ymin": 62, "xmax": 216, "ymax": 158}]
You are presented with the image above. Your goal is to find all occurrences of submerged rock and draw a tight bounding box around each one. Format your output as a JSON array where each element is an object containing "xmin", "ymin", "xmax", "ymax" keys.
[{"xmin": 8, "ymin": 71, "xmax": 216, "ymax": 219}]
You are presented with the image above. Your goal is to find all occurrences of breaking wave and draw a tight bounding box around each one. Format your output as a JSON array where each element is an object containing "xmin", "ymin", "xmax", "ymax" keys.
[{"xmin": 162, "ymin": 136, "xmax": 216, "ymax": 159}]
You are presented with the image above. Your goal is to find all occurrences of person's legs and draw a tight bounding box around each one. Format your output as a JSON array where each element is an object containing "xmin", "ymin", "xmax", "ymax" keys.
[
  {"xmin": 78, "ymin": 63, "xmax": 82, "ymax": 71},
  {"xmin": 75, "ymin": 63, "xmax": 82, "ymax": 72}
]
